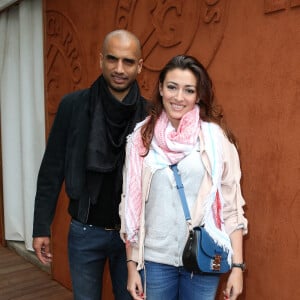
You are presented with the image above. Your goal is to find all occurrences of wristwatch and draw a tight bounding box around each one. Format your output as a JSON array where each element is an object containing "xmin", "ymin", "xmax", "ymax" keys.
[{"xmin": 231, "ymin": 262, "xmax": 246, "ymax": 272}]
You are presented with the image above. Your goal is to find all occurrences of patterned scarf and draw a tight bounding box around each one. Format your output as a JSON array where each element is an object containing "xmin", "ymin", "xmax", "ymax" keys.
[
  {"xmin": 124, "ymin": 106, "xmax": 200, "ymax": 243},
  {"xmin": 86, "ymin": 75, "xmax": 145, "ymax": 204},
  {"xmin": 124, "ymin": 105, "xmax": 232, "ymax": 258}
]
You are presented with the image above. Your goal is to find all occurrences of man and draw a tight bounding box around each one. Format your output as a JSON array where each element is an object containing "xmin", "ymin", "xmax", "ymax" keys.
[{"xmin": 32, "ymin": 30, "xmax": 148, "ymax": 300}]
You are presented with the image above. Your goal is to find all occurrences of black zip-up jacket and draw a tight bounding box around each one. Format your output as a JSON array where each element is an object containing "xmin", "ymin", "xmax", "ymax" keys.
[{"xmin": 32, "ymin": 88, "xmax": 148, "ymax": 237}]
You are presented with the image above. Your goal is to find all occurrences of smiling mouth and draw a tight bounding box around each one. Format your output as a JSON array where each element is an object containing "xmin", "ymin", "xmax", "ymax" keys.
[{"xmin": 171, "ymin": 103, "xmax": 185, "ymax": 111}]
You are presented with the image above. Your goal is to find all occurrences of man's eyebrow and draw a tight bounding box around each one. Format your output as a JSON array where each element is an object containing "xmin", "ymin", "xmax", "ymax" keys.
[
  {"xmin": 106, "ymin": 54, "xmax": 117, "ymax": 60},
  {"xmin": 123, "ymin": 58, "xmax": 136, "ymax": 64},
  {"xmin": 105, "ymin": 54, "xmax": 136, "ymax": 64}
]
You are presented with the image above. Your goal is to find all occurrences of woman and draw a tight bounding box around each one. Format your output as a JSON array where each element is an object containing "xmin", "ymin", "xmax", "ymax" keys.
[{"xmin": 120, "ymin": 55, "xmax": 248, "ymax": 300}]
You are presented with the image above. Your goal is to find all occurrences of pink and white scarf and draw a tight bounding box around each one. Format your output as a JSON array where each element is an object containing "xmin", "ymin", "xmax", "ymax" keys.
[
  {"xmin": 124, "ymin": 106, "xmax": 200, "ymax": 242},
  {"xmin": 124, "ymin": 106, "xmax": 232, "ymax": 257}
]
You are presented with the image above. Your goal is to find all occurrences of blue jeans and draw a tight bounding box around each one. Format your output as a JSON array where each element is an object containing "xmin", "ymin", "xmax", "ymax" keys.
[
  {"xmin": 68, "ymin": 219, "xmax": 132, "ymax": 300},
  {"xmin": 140, "ymin": 261, "xmax": 220, "ymax": 300}
]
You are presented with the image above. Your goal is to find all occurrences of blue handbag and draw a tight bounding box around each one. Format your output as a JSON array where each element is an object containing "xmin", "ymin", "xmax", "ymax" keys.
[{"xmin": 170, "ymin": 164, "xmax": 230, "ymax": 274}]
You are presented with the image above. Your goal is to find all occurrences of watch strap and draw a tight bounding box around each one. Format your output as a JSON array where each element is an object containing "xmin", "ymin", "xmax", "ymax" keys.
[{"xmin": 231, "ymin": 262, "xmax": 246, "ymax": 271}]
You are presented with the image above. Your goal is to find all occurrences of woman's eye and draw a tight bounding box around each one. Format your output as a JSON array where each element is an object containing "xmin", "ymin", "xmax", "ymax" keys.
[
  {"xmin": 186, "ymin": 89, "xmax": 195, "ymax": 94},
  {"xmin": 167, "ymin": 85, "xmax": 176, "ymax": 90}
]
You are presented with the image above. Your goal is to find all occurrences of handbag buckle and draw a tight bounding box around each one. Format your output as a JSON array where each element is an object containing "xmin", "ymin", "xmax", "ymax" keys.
[{"xmin": 211, "ymin": 254, "xmax": 221, "ymax": 271}]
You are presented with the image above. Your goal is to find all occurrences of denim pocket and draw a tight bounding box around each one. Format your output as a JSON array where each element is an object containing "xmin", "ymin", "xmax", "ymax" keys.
[{"xmin": 69, "ymin": 219, "xmax": 93, "ymax": 238}]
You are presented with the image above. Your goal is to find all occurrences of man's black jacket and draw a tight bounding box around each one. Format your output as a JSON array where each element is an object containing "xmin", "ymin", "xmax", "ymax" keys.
[{"xmin": 32, "ymin": 87, "xmax": 148, "ymax": 237}]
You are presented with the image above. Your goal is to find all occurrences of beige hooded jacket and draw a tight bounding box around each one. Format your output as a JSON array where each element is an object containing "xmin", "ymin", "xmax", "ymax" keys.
[{"xmin": 120, "ymin": 124, "xmax": 248, "ymax": 271}]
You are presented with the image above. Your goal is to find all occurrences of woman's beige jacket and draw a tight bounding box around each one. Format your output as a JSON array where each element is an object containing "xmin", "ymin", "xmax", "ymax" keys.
[{"xmin": 119, "ymin": 125, "xmax": 248, "ymax": 271}]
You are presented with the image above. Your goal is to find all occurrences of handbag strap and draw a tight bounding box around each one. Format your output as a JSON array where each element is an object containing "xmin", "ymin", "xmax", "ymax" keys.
[{"xmin": 170, "ymin": 164, "xmax": 192, "ymax": 222}]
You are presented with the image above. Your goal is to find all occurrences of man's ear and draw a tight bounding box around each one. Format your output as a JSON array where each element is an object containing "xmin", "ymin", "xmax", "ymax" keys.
[{"xmin": 137, "ymin": 58, "xmax": 143, "ymax": 74}]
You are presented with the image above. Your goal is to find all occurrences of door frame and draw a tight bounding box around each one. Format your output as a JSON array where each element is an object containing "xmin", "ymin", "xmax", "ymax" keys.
[{"xmin": 0, "ymin": 135, "xmax": 6, "ymax": 247}]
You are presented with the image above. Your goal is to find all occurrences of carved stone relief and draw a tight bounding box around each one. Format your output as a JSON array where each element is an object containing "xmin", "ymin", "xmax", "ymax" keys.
[
  {"xmin": 46, "ymin": 10, "xmax": 87, "ymax": 126},
  {"xmin": 115, "ymin": 0, "xmax": 229, "ymax": 96},
  {"xmin": 264, "ymin": 0, "xmax": 300, "ymax": 13}
]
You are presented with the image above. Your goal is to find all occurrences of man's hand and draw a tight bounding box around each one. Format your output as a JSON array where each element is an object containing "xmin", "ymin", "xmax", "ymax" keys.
[{"xmin": 32, "ymin": 237, "xmax": 53, "ymax": 264}]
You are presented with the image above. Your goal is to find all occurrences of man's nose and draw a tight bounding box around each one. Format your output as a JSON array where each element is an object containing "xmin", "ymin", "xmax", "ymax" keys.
[{"xmin": 116, "ymin": 60, "xmax": 124, "ymax": 73}]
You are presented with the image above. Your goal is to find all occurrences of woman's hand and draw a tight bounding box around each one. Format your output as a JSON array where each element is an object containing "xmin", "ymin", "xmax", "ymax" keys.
[
  {"xmin": 127, "ymin": 261, "xmax": 144, "ymax": 300},
  {"xmin": 223, "ymin": 268, "xmax": 243, "ymax": 300},
  {"xmin": 225, "ymin": 229, "xmax": 244, "ymax": 299}
]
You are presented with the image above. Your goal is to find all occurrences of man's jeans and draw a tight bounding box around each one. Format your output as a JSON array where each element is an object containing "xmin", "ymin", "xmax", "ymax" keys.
[
  {"xmin": 140, "ymin": 261, "xmax": 220, "ymax": 300},
  {"xmin": 68, "ymin": 219, "xmax": 131, "ymax": 300}
]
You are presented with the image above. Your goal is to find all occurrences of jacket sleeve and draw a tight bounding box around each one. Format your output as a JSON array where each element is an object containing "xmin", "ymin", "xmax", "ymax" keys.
[
  {"xmin": 32, "ymin": 95, "xmax": 73, "ymax": 237},
  {"xmin": 119, "ymin": 129, "xmax": 144, "ymax": 268},
  {"xmin": 119, "ymin": 130, "xmax": 134, "ymax": 242},
  {"xmin": 221, "ymin": 136, "xmax": 248, "ymax": 236}
]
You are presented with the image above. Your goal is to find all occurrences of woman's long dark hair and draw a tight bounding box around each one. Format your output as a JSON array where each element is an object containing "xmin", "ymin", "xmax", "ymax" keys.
[{"xmin": 141, "ymin": 55, "xmax": 237, "ymax": 153}]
